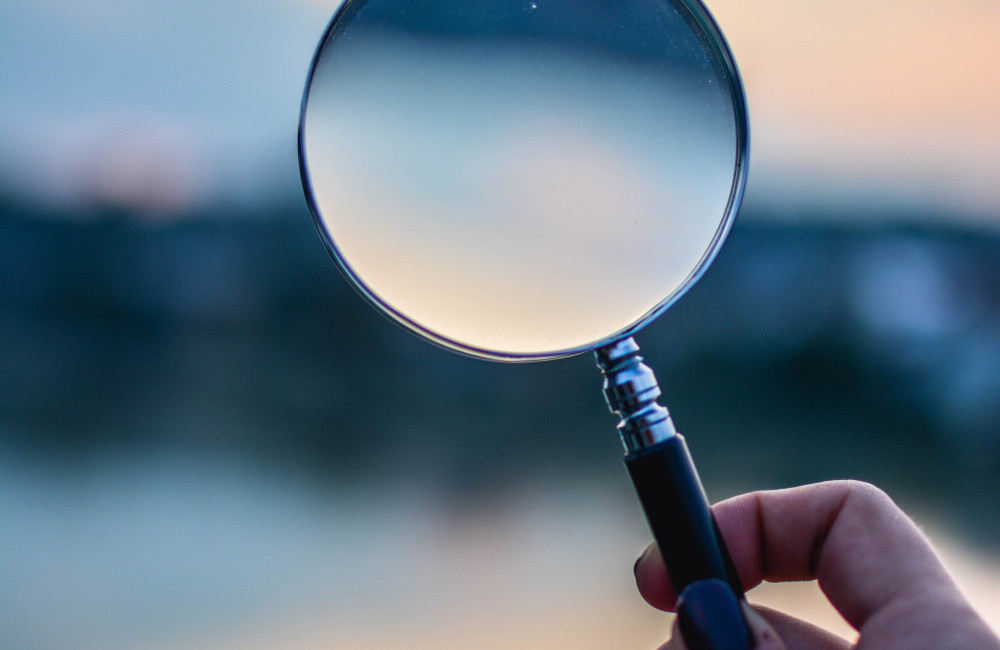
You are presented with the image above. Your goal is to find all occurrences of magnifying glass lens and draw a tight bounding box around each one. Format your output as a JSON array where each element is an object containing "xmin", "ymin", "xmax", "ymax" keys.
[{"xmin": 300, "ymin": 0, "xmax": 747, "ymax": 360}]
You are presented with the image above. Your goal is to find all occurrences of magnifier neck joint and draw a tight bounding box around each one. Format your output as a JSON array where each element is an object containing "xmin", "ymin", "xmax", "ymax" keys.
[{"xmin": 596, "ymin": 338, "xmax": 678, "ymax": 455}]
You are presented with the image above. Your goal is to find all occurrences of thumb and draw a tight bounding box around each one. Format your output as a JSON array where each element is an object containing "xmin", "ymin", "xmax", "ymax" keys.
[
  {"xmin": 667, "ymin": 579, "xmax": 785, "ymax": 650},
  {"xmin": 739, "ymin": 604, "xmax": 786, "ymax": 650}
]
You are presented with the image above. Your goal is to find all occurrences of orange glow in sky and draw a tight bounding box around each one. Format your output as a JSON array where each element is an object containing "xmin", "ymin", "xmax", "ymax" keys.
[{"xmin": 707, "ymin": 0, "xmax": 1000, "ymax": 220}]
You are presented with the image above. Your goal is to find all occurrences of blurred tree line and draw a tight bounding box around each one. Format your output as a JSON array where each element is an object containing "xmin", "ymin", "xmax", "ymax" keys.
[{"xmin": 1, "ymin": 196, "xmax": 998, "ymax": 544}]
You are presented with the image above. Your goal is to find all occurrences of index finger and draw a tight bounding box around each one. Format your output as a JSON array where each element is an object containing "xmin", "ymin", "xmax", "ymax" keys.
[{"xmin": 635, "ymin": 481, "xmax": 969, "ymax": 632}]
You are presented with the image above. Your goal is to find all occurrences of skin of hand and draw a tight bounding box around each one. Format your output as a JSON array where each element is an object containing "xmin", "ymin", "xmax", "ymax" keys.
[{"xmin": 633, "ymin": 481, "xmax": 1000, "ymax": 650}]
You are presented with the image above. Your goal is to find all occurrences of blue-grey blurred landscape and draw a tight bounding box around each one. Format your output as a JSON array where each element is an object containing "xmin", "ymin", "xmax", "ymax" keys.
[
  {"xmin": 2, "ymin": 1, "xmax": 999, "ymax": 648},
  {"xmin": 4, "ymin": 196, "xmax": 1000, "ymax": 514}
]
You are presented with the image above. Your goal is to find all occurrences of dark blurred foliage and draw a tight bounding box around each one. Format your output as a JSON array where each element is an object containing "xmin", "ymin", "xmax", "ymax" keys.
[
  {"xmin": 340, "ymin": 0, "xmax": 712, "ymax": 63},
  {"xmin": 1, "ymin": 195, "xmax": 998, "ymax": 545}
]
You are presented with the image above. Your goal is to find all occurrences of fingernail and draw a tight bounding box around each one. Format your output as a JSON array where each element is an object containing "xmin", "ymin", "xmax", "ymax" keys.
[
  {"xmin": 634, "ymin": 546, "xmax": 649, "ymax": 579},
  {"xmin": 677, "ymin": 579, "xmax": 752, "ymax": 650}
]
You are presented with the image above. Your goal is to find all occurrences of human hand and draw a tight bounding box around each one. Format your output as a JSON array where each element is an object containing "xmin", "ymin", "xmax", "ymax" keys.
[{"xmin": 633, "ymin": 481, "xmax": 999, "ymax": 649}]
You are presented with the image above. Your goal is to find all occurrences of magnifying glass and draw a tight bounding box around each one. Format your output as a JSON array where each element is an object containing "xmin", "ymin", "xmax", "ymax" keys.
[{"xmin": 299, "ymin": 0, "xmax": 749, "ymax": 636}]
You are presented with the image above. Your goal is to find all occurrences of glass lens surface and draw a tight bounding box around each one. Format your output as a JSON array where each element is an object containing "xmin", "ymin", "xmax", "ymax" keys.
[{"xmin": 300, "ymin": 0, "xmax": 747, "ymax": 360}]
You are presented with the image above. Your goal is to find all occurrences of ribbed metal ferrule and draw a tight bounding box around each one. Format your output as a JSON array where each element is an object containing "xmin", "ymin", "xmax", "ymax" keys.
[{"xmin": 595, "ymin": 338, "xmax": 677, "ymax": 454}]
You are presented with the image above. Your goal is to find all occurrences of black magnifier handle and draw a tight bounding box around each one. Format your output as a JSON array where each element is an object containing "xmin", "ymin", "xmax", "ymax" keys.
[
  {"xmin": 626, "ymin": 435, "xmax": 742, "ymax": 593},
  {"xmin": 596, "ymin": 338, "xmax": 749, "ymax": 642}
]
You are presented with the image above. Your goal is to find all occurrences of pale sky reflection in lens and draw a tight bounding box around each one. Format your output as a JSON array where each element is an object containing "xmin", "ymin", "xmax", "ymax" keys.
[{"xmin": 301, "ymin": 0, "xmax": 743, "ymax": 359}]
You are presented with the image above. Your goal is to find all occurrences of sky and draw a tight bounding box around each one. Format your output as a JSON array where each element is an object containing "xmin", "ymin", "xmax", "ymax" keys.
[
  {"xmin": 2, "ymin": 0, "xmax": 999, "ymax": 225},
  {"xmin": 709, "ymin": 0, "xmax": 1000, "ymax": 224},
  {"xmin": 0, "ymin": 0, "xmax": 330, "ymax": 213}
]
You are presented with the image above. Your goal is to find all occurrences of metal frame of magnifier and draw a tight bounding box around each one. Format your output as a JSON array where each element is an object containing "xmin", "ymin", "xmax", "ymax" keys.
[
  {"xmin": 298, "ymin": 0, "xmax": 749, "ymax": 364},
  {"xmin": 299, "ymin": 0, "xmax": 751, "ymax": 643}
]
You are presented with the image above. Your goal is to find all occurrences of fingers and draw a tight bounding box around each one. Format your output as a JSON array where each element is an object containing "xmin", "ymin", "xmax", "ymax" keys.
[
  {"xmin": 636, "ymin": 482, "xmax": 946, "ymax": 619},
  {"xmin": 634, "ymin": 543, "xmax": 673, "ymax": 610},
  {"xmin": 751, "ymin": 605, "xmax": 849, "ymax": 650},
  {"xmin": 715, "ymin": 481, "xmax": 957, "ymax": 631},
  {"xmin": 636, "ymin": 481, "xmax": 999, "ymax": 648},
  {"xmin": 741, "ymin": 606, "xmax": 787, "ymax": 650}
]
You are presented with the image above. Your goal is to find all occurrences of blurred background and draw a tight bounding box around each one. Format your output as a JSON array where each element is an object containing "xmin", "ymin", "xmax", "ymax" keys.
[{"xmin": 2, "ymin": 0, "xmax": 999, "ymax": 648}]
